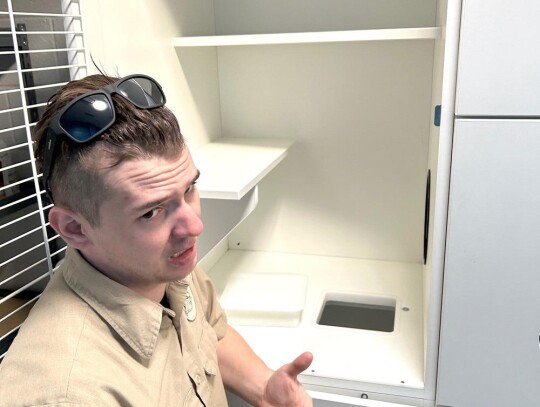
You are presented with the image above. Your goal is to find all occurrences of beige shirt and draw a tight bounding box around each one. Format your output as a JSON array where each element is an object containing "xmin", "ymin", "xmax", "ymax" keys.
[{"xmin": 0, "ymin": 247, "xmax": 229, "ymax": 407}]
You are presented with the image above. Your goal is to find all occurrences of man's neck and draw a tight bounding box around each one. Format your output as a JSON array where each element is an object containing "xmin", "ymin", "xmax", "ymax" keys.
[
  {"xmin": 127, "ymin": 283, "xmax": 168, "ymax": 303},
  {"xmin": 77, "ymin": 249, "xmax": 167, "ymax": 302}
]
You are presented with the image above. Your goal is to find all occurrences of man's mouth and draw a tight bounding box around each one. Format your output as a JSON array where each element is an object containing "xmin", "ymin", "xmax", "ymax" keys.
[
  {"xmin": 170, "ymin": 245, "xmax": 195, "ymax": 259},
  {"xmin": 169, "ymin": 244, "xmax": 195, "ymax": 264}
]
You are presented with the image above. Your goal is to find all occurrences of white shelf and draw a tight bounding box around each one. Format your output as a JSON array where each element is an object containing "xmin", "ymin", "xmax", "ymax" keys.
[
  {"xmin": 192, "ymin": 137, "xmax": 294, "ymax": 200},
  {"xmin": 208, "ymin": 250, "xmax": 425, "ymax": 391},
  {"xmin": 173, "ymin": 27, "xmax": 441, "ymax": 47}
]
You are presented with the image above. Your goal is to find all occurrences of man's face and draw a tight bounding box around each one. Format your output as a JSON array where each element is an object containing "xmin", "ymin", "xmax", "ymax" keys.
[{"xmin": 82, "ymin": 147, "xmax": 203, "ymax": 297}]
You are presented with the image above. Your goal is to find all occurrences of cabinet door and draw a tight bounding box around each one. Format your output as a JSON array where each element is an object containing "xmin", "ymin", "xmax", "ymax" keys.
[
  {"xmin": 437, "ymin": 120, "xmax": 540, "ymax": 406},
  {"xmin": 455, "ymin": 0, "xmax": 540, "ymax": 116}
]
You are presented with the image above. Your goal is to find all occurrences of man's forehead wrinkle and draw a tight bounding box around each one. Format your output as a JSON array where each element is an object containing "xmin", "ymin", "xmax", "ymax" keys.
[
  {"xmin": 128, "ymin": 164, "xmax": 185, "ymax": 187},
  {"xmin": 107, "ymin": 156, "xmax": 192, "ymax": 189}
]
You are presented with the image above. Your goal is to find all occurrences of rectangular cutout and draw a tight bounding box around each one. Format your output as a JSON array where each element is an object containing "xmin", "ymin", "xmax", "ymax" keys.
[{"xmin": 317, "ymin": 294, "xmax": 396, "ymax": 332}]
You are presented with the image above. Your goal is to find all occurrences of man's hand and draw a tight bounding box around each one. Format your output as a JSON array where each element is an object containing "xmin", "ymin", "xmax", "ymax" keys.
[
  {"xmin": 217, "ymin": 326, "xmax": 313, "ymax": 407},
  {"xmin": 260, "ymin": 352, "xmax": 314, "ymax": 407}
]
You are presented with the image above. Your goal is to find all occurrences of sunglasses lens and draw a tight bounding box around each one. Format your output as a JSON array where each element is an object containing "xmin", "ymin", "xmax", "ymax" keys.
[
  {"xmin": 59, "ymin": 94, "xmax": 114, "ymax": 142},
  {"xmin": 117, "ymin": 77, "xmax": 164, "ymax": 108}
]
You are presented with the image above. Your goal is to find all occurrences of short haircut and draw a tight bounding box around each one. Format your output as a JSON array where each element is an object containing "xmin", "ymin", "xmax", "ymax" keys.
[{"xmin": 34, "ymin": 74, "xmax": 184, "ymax": 226}]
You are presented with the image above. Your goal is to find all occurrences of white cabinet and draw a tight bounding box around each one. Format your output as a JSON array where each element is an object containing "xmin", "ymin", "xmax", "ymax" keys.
[
  {"xmin": 82, "ymin": 0, "xmax": 458, "ymax": 405},
  {"xmin": 173, "ymin": 1, "xmax": 462, "ymax": 406},
  {"xmin": 437, "ymin": 120, "xmax": 540, "ymax": 406},
  {"xmin": 455, "ymin": 0, "xmax": 540, "ymax": 116}
]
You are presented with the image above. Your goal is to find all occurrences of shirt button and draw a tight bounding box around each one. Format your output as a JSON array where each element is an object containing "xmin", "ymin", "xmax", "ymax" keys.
[{"xmin": 195, "ymin": 374, "xmax": 201, "ymax": 384}]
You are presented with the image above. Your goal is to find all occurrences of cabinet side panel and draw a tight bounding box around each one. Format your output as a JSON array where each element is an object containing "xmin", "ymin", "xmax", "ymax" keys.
[
  {"xmin": 423, "ymin": 0, "xmax": 461, "ymax": 398},
  {"xmin": 220, "ymin": 42, "xmax": 434, "ymax": 263}
]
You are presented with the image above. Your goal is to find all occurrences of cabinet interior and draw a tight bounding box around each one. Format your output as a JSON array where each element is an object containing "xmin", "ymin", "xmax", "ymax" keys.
[{"xmin": 177, "ymin": 0, "xmax": 452, "ymax": 400}]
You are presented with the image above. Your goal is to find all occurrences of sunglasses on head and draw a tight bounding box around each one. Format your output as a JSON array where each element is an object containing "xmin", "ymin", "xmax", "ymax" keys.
[{"xmin": 41, "ymin": 74, "xmax": 166, "ymax": 201}]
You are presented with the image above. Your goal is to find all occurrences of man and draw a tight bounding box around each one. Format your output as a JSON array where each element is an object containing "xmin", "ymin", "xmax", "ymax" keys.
[{"xmin": 0, "ymin": 74, "xmax": 313, "ymax": 406}]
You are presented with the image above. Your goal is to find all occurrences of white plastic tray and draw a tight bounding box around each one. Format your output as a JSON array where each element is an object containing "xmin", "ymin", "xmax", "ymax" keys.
[{"xmin": 219, "ymin": 273, "xmax": 308, "ymax": 327}]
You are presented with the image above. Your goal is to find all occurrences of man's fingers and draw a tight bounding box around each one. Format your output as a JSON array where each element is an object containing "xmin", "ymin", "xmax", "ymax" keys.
[{"xmin": 283, "ymin": 351, "xmax": 313, "ymax": 377}]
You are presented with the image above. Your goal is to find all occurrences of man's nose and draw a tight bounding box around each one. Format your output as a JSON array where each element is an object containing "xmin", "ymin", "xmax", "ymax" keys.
[{"xmin": 172, "ymin": 204, "xmax": 204, "ymax": 237}]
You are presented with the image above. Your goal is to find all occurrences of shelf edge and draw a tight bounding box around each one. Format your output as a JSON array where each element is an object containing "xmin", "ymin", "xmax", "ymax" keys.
[
  {"xmin": 173, "ymin": 27, "xmax": 442, "ymax": 48},
  {"xmin": 194, "ymin": 138, "xmax": 294, "ymax": 201}
]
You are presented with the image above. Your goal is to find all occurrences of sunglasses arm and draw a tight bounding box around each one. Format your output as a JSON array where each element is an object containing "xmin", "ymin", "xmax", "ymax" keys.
[{"xmin": 41, "ymin": 131, "xmax": 58, "ymax": 201}]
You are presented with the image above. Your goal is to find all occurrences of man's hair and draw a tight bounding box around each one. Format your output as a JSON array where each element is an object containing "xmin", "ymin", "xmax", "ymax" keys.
[{"xmin": 34, "ymin": 74, "xmax": 184, "ymax": 226}]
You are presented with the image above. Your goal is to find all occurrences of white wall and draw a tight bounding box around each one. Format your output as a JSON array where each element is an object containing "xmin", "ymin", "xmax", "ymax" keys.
[
  {"xmin": 222, "ymin": 41, "xmax": 434, "ymax": 262},
  {"xmin": 81, "ymin": 0, "xmax": 221, "ymax": 150},
  {"xmin": 213, "ymin": 0, "xmax": 436, "ymax": 34}
]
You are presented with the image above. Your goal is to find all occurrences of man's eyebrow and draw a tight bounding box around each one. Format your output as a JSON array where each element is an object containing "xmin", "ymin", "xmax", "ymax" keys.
[
  {"xmin": 132, "ymin": 170, "xmax": 201, "ymax": 214},
  {"xmin": 192, "ymin": 169, "xmax": 201, "ymax": 184},
  {"xmin": 133, "ymin": 198, "xmax": 167, "ymax": 214}
]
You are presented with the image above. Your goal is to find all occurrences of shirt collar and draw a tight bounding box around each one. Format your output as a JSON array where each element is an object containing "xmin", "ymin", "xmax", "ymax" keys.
[{"xmin": 61, "ymin": 247, "xmax": 187, "ymax": 361}]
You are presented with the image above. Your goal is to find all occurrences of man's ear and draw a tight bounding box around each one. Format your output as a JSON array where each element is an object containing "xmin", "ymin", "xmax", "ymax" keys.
[{"xmin": 48, "ymin": 206, "xmax": 93, "ymax": 250}]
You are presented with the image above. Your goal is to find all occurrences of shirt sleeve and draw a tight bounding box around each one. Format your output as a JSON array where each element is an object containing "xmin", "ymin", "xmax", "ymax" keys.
[{"xmin": 191, "ymin": 266, "xmax": 228, "ymax": 340}]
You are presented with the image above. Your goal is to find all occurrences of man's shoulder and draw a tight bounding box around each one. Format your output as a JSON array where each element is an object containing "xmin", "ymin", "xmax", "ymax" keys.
[
  {"xmin": 0, "ymin": 272, "xmax": 104, "ymax": 406},
  {"xmin": 13, "ymin": 269, "xmax": 92, "ymax": 336}
]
